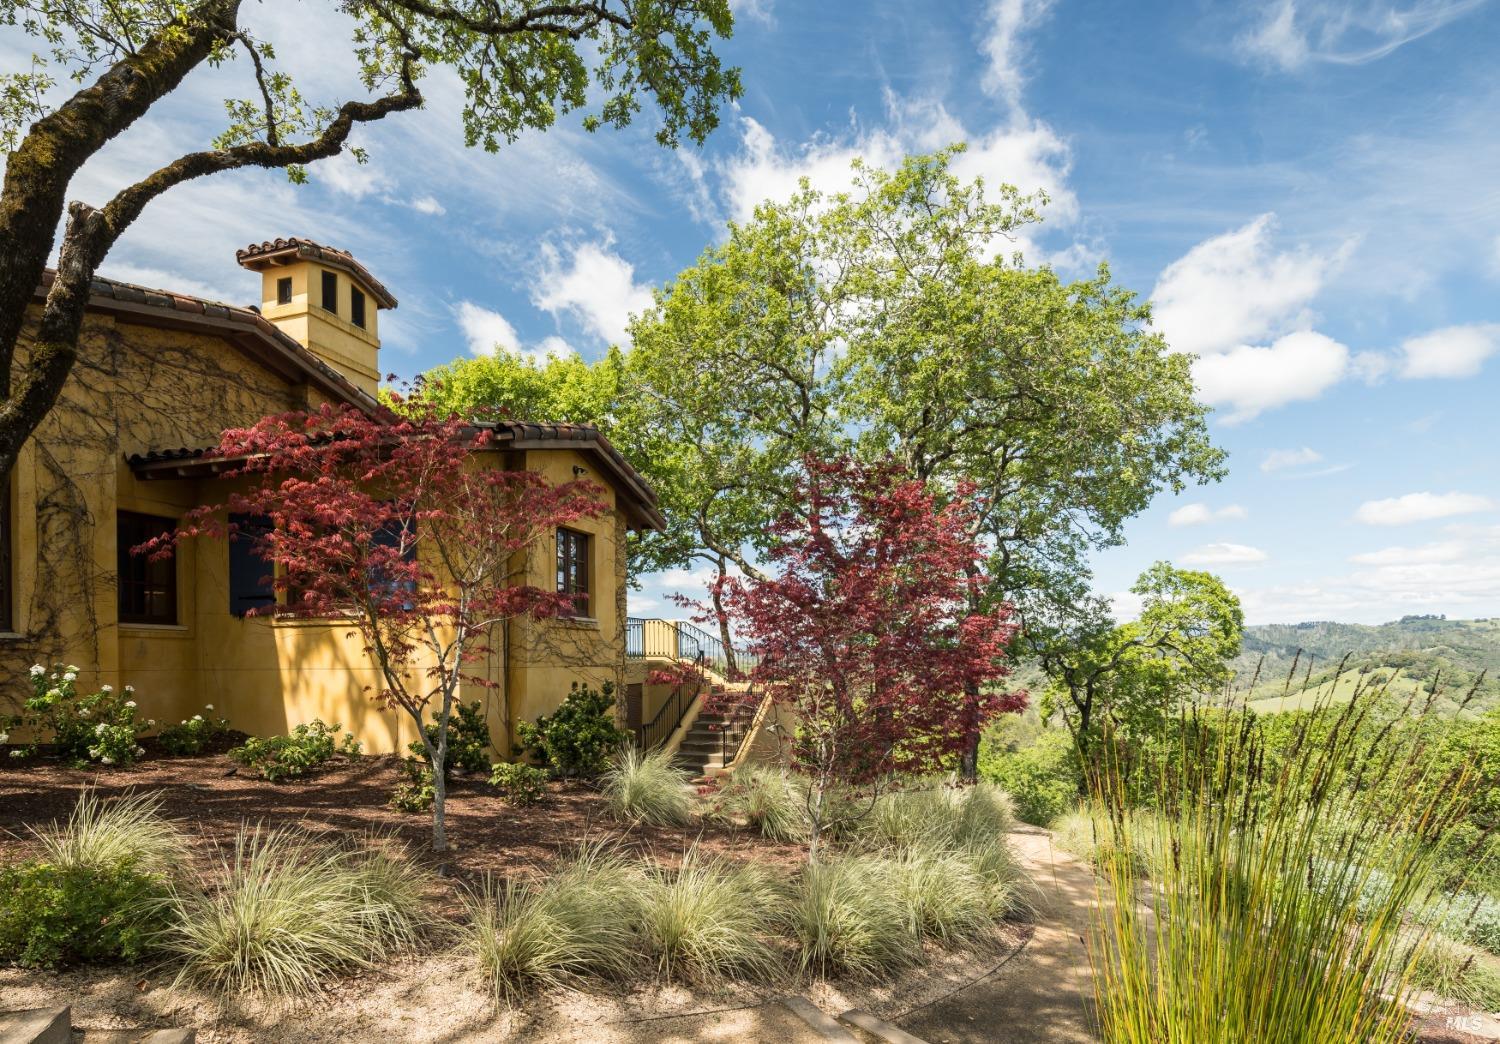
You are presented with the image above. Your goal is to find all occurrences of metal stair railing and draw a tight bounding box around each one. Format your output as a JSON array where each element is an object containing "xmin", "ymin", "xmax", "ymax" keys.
[{"xmin": 625, "ymin": 617, "xmax": 760, "ymax": 753}]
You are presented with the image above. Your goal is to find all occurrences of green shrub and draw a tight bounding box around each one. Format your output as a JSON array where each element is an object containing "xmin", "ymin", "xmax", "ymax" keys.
[
  {"xmin": 389, "ymin": 758, "xmax": 435, "ymax": 813},
  {"xmin": 1052, "ymin": 803, "xmax": 1166, "ymax": 877},
  {"xmin": 157, "ymin": 706, "xmax": 233, "ymax": 756},
  {"xmin": 789, "ymin": 856, "xmax": 917, "ymax": 977},
  {"xmin": 488, "ymin": 762, "xmax": 547, "ymax": 806},
  {"xmin": 6, "ymin": 664, "xmax": 152, "ymax": 766},
  {"xmin": 462, "ymin": 843, "xmax": 640, "ymax": 1003},
  {"xmin": 710, "ymin": 764, "xmax": 810, "ymax": 841},
  {"xmin": 517, "ymin": 681, "xmax": 628, "ymax": 777},
  {"xmin": 0, "ymin": 860, "xmax": 169, "ymax": 967},
  {"xmin": 160, "ymin": 827, "xmax": 431, "ymax": 995},
  {"xmin": 228, "ymin": 720, "xmax": 361, "ymax": 781},
  {"xmin": 32, "ymin": 790, "xmax": 190, "ymax": 878},
  {"xmin": 410, "ymin": 700, "xmax": 491, "ymax": 777},
  {"xmin": 601, "ymin": 747, "xmax": 694, "ymax": 826},
  {"xmin": 980, "ymin": 728, "xmax": 1081, "ymax": 826},
  {"xmin": 639, "ymin": 852, "xmax": 781, "ymax": 982}
]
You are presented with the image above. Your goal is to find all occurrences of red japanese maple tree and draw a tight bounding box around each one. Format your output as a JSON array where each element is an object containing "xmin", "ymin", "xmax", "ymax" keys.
[
  {"xmin": 716, "ymin": 456, "xmax": 1024, "ymax": 856},
  {"xmin": 151, "ymin": 399, "xmax": 605, "ymax": 851}
]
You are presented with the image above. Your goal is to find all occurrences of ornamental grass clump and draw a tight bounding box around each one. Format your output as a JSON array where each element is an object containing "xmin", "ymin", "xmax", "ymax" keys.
[
  {"xmin": 601, "ymin": 746, "xmax": 694, "ymax": 826},
  {"xmin": 789, "ymin": 855, "xmax": 917, "ymax": 978},
  {"xmin": 639, "ymin": 851, "xmax": 782, "ymax": 983},
  {"xmin": 858, "ymin": 778, "xmax": 1014, "ymax": 852},
  {"xmin": 711, "ymin": 763, "xmax": 811, "ymax": 841},
  {"xmin": 463, "ymin": 843, "xmax": 642, "ymax": 1004},
  {"xmin": 161, "ymin": 826, "xmax": 432, "ymax": 996},
  {"xmin": 1088, "ymin": 683, "xmax": 1483, "ymax": 1044},
  {"xmin": 32, "ymin": 789, "xmax": 190, "ymax": 878}
]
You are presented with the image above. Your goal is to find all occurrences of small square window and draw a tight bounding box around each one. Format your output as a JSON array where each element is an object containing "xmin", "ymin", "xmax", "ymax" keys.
[
  {"xmin": 321, "ymin": 270, "xmax": 338, "ymax": 314},
  {"xmin": 351, "ymin": 287, "xmax": 366, "ymax": 329},
  {"xmin": 276, "ymin": 277, "xmax": 292, "ymax": 305}
]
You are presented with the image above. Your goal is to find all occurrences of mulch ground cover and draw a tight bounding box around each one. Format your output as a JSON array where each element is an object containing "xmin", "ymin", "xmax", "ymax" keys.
[{"xmin": 0, "ymin": 746, "xmax": 810, "ymax": 913}]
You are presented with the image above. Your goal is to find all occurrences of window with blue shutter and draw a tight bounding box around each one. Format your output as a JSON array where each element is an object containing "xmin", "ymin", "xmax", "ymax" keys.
[{"xmin": 228, "ymin": 514, "xmax": 275, "ymax": 617}]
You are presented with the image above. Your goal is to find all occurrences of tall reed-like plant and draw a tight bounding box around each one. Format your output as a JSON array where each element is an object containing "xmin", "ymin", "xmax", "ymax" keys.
[{"xmin": 1088, "ymin": 681, "xmax": 1482, "ymax": 1044}]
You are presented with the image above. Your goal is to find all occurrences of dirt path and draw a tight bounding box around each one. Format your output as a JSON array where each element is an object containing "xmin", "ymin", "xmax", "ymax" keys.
[{"xmin": 896, "ymin": 828, "xmax": 1096, "ymax": 1044}]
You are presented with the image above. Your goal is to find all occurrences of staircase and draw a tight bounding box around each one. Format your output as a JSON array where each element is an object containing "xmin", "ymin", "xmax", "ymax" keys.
[{"xmin": 674, "ymin": 700, "xmax": 752, "ymax": 778}]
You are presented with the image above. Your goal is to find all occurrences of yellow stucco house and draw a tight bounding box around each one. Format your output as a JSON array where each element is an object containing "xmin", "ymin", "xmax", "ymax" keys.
[{"xmin": 1, "ymin": 238, "xmax": 671, "ymax": 756}]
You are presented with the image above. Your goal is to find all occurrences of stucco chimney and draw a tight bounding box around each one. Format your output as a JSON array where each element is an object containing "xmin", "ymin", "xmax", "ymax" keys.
[{"xmin": 236, "ymin": 238, "xmax": 397, "ymax": 396}]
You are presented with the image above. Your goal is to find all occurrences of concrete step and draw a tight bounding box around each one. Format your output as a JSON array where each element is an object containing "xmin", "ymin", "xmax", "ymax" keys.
[
  {"xmin": 774, "ymin": 997, "xmax": 859, "ymax": 1042},
  {"xmin": 0, "ymin": 1007, "xmax": 69, "ymax": 1044},
  {"xmin": 80, "ymin": 1031, "xmax": 196, "ymax": 1043},
  {"xmin": 837, "ymin": 1009, "xmax": 929, "ymax": 1044}
]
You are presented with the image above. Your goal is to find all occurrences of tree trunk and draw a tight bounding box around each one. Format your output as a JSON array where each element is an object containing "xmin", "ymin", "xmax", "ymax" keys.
[
  {"xmin": 0, "ymin": 0, "xmax": 240, "ymax": 478},
  {"xmin": 711, "ymin": 554, "xmax": 737, "ymax": 677},
  {"xmin": 806, "ymin": 783, "xmax": 826, "ymax": 863}
]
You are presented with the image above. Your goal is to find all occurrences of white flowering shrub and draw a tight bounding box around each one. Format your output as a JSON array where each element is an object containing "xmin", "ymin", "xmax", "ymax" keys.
[
  {"xmin": 158, "ymin": 705, "xmax": 233, "ymax": 756},
  {"xmin": 5, "ymin": 665, "xmax": 152, "ymax": 766}
]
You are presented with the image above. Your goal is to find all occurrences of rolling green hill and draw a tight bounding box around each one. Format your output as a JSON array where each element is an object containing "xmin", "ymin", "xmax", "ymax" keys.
[{"xmin": 1231, "ymin": 616, "xmax": 1500, "ymax": 714}]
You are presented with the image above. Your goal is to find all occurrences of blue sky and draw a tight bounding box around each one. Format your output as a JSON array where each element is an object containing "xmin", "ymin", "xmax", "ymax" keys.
[{"xmin": 12, "ymin": 0, "xmax": 1500, "ymax": 624}]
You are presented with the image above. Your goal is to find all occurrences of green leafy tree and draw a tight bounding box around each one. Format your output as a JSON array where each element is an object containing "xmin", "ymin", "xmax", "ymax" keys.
[
  {"xmin": 0, "ymin": 0, "xmax": 739, "ymax": 482},
  {"xmin": 1032, "ymin": 562, "xmax": 1244, "ymax": 760},
  {"xmin": 625, "ymin": 148, "xmax": 1223, "ymax": 738}
]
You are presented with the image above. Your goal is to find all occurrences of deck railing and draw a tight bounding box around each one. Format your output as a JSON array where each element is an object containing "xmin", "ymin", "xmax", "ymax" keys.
[{"xmin": 624, "ymin": 616, "xmax": 757, "ymax": 678}]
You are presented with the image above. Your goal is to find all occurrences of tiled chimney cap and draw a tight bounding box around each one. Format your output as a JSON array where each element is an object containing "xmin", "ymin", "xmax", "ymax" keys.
[{"xmin": 236, "ymin": 237, "xmax": 398, "ymax": 310}]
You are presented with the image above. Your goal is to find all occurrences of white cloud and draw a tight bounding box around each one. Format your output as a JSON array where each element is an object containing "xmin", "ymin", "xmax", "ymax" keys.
[
  {"xmin": 1398, "ymin": 323, "xmax": 1500, "ymax": 378},
  {"xmin": 1151, "ymin": 214, "xmax": 1342, "ymax": 357},
  {"xmin": 409, "ymin": 196, "xmax": 446, "ymax": 217},
  {"xmin": 316, "ymin": 151, "xmax": 393, "ymax": 200},
  {"xmin": 1260, "ymin": 446, "xmax": 1323, "ymax": 472},
  {"xmin": 453, "ymin": 301, "xmax": 521, "ymax": 356},
  {"xmin": 452, "ymin": 301, "xmax": 573, "ymax": 362},
  {"xmin": 1354, "ymin": 491, "xmax": 1496, "ymax": 526},
  {"xmin": 1236, "ymin": 0, "xmax": 1489, "ymax": 71},
  {"xmin": 1181, "ymin": 542, "xmax": 1270, "ymax": 566},
  {"xmin": 1348, "ymin": 541, "xmax": 1467, "ymax": 565},
  {"xmin": 1168, "ymin": 503, "xmax": 1249, "ymax": 527},
  {"xmin": 1192, "ymin": 330, "xmax": 1351, "ymax": 424},
  {"xmin": 981, "ymin": 0, "xmax": 1057, "ymax": 109},
  {"xmin": 730, "ymin": 0, "xmax": 775, "ymax": 24},
  {"xmin": 1236, "ymin": 526, "xmax": 1500, "ymax": 623},
  {"xmin": 533, "ymin": 240, "xmax": 654, "ymax": 347}
]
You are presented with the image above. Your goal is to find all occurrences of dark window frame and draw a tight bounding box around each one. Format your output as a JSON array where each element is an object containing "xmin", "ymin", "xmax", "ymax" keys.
[
  {"xmin": 320, "ymin": 270, "xmax": 338, "ymax": 314},
  {"xmin": 228, "ymin": 514, "xmax": 275, "ymax": 618},
  {"xmin": 276, "ymin": 277, "xmax": 293, "ymax": 305},
  {"xmin": 0, "ymin": 480, "xmax": 11, "ymax": 632},
  {"xmin": 350, "ymin": 286, "xmax": 367, "ymax": 329},
  {"xmin": 117, "ymin": 511, "xmax": 178, "ymax": 625},
  {"xmin": 556, "ymin": 527, "xmax": 590, "ymax": 617}
]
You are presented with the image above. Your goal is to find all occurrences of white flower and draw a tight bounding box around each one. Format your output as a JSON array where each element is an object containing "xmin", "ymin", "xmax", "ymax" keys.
[
  {"xmin": 63, "ymin": 672, "xmax": 77, "ymax": 682},
  {"xmin": 95, "ymin": 723, "xmax": 107, "ymax": 734},
  {"xmin": 66, "ymin": 665, "xmax": 78, "ymax": 673},
  {"xmin": 45, "ymin": 688, "xmax": 61, "ymax": 699},
  {"xmin": 100, "ymin": 756, "xmax": 114, "ymax": 765},
  {"xmin": 124, "ymin": 700, "xmax": 136, "ymax": 708},
  {"xmin": 204, "ymin": 704, "xmax": 214, "ymax": 711},
  {"xmin": 29, "ymin": 665, "xmax": 43, "ymax": 677},
  {"xmin": 0, "ymin": 732, "xmax": 8, "ymax": 745},
  {"xmin": 124, "ymin": 685, "xmax": 135, "ymax": 694},
  {"xmin": 134, "ymin": 746, "xmax": 144, "ymax": 756},
  {"xmin": 100, "ymin": 684, "xmax": 113, "ymax": 693},
  {"xmin": 78, "ymin": 708, "xmax": 91, "ymax": 719},
  {"xmin": 192, "ymin": 714, "xmax": 203, "ymax": 721}
]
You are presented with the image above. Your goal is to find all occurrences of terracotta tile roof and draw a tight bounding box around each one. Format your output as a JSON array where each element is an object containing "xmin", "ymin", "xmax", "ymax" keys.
[
  {"xmin": 236, "ymin": 237, "xmax": 398, "ymax": 309},
  {"xmin": 36, "ymin": 270, "xmax": 378, "ymax": 412},
  {"xmin": 125, "ymin": 423, "xmax": 665, "ymax": 532}
]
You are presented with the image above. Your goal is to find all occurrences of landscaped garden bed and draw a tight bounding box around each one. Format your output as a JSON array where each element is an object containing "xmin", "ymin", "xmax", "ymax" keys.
[{"xmin": 0, "ymin": 752, "xmax": 1034, "ymax": 1043}]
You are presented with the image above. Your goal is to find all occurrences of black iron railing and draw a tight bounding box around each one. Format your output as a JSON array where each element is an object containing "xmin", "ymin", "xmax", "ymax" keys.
[
  {"xmin": 624, "ymin": 617, "xmax": 758, "ymax": 678},
  {"xmin": 639, "ymin": 649, "xmax": 705, "ymax": 751}
]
